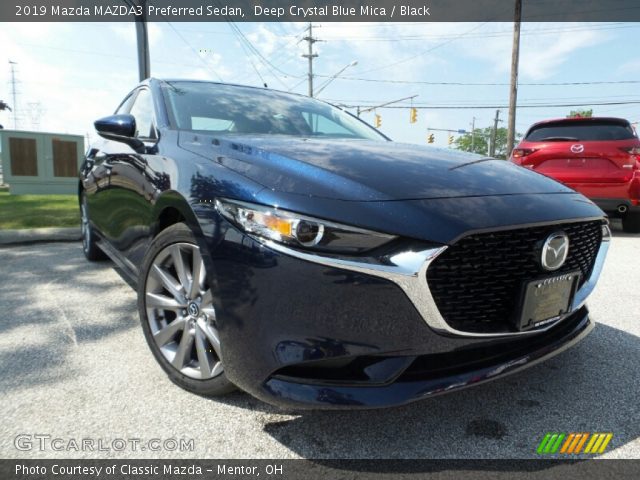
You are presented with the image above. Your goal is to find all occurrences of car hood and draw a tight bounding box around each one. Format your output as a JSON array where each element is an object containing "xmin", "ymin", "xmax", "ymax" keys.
[{"xmin": 178, "ymin": 133, "xmax": 573, "ymax": 201}]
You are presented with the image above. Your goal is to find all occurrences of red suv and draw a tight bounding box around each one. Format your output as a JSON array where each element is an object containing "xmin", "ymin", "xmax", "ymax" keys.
[{"xmin": 511, "ymin": 117, "xmax": 640, "ymax": 233}]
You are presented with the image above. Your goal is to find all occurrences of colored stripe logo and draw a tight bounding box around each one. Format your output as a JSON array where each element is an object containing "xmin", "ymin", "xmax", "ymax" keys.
[{"xmin": 536, "ymin": 432, "xmax": 613, "ymax": 454}]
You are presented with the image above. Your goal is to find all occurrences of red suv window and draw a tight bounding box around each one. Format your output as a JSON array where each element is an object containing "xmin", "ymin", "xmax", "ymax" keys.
[{"xmin": 526, "ymin": 120, "xmax": 637, "ymax": 142}]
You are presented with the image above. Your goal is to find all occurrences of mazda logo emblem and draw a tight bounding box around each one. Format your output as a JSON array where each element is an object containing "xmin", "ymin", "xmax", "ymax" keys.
[
  {"xmin": 187, "ymin": 302, "xmax": 200, "ymax": 317},
  {"xmin": 541, "ymin": 232, "xmax": 570, "ymax": 271},
  {"xmin": 570, "ymin": 144, "xmax": 584, "ymax": 154}
]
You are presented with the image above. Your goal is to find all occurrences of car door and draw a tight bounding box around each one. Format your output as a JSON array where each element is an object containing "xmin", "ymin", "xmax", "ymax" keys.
[
  {"xmin": 82, "ymin": 92, "xmax": 137, "ymax": 239},
  {"xmin": 106, "ymin": 87, "xmax": 159, "ymax": 270}
]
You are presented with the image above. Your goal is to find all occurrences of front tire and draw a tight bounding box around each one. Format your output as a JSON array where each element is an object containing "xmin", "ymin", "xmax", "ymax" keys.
[
  {"xmin": 622, "ymin": 212, "xmax": 640, "ymax": 233},
  {"xmin": 137, "ymin": 222, "xmax": 235, "ymax": 397}
]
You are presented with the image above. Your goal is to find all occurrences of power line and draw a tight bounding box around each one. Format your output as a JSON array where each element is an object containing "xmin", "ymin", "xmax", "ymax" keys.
[
  {"xmin": 314, "ymin": 76, "xmax": 640, "ymax": 87},
  {"xmin": 328, "ymin": 93, "xmax": 640, "ymax": 103},
  {"xmin": 319, "ymin": 20, "xmax": 629, "ymax": 29},
  {"xmin": 225, "ymin": 23, "xmax": 294, "ymax": 88},
  {"xmin": 354, "ymin": 22, "xmax": 490, "ymax": 75},
  {"xmin": 169, "ymin": 24, "xmax": 308, "ymax": 72},
  {"xmin": 287, "ymin": 77, "xmax": 308, "ymax": 93},
  {"xmin": 340, "ymin": 100, "xmax": 640, "ymax": 110},
  {"xmin": 319, "ymin": 22, "xmax": 637, "ymax": 41},
  {"xmin": 235, "ymin": 36, "xmax": 269, "ymax": 87},
  {"xmin": 13, "ymin": 41, "xmax": 211, "ymax": 71},
  {"xmin": 165, "ymin": 22, "xmax": 224, "ymax": 81},
  {"xmin": 327, "ymin": 94, "xmax": 640, "ymax": 104},
  {"xmin": 266, "ymin": 26, "xmax": 309, "ymax": 70},
  {"xmin": 204, "ymin": 0, "xmax": 302, "ymax": 87},
  {"xmin": 225, "ymin": 21, "xmax": 301, "ymax": 85}
]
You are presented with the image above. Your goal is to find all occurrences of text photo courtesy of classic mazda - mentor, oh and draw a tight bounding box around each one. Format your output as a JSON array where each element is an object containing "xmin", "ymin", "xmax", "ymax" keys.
[{"xmin": 78, "ymin": 78, "xmax": 610, "ymax": 409}]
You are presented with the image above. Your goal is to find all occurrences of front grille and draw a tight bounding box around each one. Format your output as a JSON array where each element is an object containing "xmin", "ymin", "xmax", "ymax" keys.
[{"xmin": 426, "ymin": 220, "xmax": 602, "ymax": 333}]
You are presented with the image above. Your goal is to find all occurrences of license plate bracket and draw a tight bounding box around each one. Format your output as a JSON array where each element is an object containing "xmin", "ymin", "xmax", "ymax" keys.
[{"xmin": 516, "ymin": 271, "xmax": 581, "ymax": 331}]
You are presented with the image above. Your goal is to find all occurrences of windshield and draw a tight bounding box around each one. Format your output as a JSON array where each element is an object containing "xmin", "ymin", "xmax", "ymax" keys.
[
  {"xmin": 160, "ymin": 81, "xmax": 386, "ymax": 141},
  {"xmin": 526, "ymin": 120, "xmax": 637, "ymax": 141}
]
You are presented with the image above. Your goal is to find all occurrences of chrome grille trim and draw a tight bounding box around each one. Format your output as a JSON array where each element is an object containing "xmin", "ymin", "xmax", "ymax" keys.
[{"xmin": 252, "ymin": 223, "xmax": 610, "ymax": 338}]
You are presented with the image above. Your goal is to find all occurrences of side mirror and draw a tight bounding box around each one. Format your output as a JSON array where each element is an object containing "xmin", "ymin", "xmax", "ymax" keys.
[{"xmin": 94, "ymin": 114, "xmax": 145, "ymax": 153}]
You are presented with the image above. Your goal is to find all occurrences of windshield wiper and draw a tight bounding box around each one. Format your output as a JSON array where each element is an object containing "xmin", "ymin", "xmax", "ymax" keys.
[{"xmin": 536, "ymin": 136, "xmax": 579, "ymax": 141}]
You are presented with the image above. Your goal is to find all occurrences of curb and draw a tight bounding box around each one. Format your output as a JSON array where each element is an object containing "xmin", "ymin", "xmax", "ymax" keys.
[{"xmin": 0, "ymin": 227, "xmax": 81, "ymax": 245}]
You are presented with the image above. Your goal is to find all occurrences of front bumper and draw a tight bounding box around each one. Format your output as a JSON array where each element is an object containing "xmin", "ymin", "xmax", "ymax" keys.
[
  {"xmin": 198, "ymin": 217, "xmax": 607, "ymax": 409},
  {"xmin": 264, "ymin": 307, "xmax": 593, "ymax": 409}
]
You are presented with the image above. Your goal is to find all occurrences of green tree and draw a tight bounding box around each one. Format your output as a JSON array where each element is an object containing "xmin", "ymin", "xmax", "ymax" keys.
[
  {"xmin": 567, "ymin": 109, "xmax": 592, "ymax": 118},
  {"xmin": 454, "ymin": 127, "xmax": 520, "ymax": 159}
]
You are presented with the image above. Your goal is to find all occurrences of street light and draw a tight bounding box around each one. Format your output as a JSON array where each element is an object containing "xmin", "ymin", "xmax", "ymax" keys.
[{"xmin": 314, "ymin": 61, "xmax": 358, "ymax": 97}]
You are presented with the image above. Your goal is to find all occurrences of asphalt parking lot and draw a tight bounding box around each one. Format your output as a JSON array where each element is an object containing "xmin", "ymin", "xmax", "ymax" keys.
[{"xmin": 0, "ymin": 221, "xmax": 638, "ymax": 460}]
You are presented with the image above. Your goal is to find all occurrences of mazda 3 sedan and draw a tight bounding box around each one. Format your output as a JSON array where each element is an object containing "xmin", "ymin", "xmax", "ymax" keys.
[{"xmin": 79, "ymin": 79, "xmax": 610, "ymax": 409}]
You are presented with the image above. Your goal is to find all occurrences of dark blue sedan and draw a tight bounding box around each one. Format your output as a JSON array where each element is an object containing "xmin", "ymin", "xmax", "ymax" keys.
[{"xmin": 79, "ymin": 79, "xmax": 610, "ymax": 409}]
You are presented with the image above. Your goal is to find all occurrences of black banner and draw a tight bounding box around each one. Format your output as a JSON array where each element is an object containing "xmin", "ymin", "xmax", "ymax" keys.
[
  {"xmin": 4, "ymin": 0, "xmax": 640, "ymax": 22},
  {"xmin": 2, "ymin": 459, "xmax": 640, "ymax": 480}
]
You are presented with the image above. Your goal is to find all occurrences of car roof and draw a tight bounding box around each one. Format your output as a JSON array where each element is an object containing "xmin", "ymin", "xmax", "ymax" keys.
[
  {"xmin": 144, "ymin": 77, "xmax": 312, "ymax": 102},
  {"xmin": 529, "ymin": 117, "xmax": 631, "ymax": 128},
  {"xmin": 524, "ymin": 117, "xmax": 633, "ymax": 138}
]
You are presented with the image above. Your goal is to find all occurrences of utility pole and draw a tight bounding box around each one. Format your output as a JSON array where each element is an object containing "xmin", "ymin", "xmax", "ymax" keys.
[
  {"xmin": 302, "ymin": 22, "xmax": 318, "ymax": 97},
  {"xmin": 9, "ymin": 61, "xmax": 18, "ymax": 129},
  {"xmin": 314, "ymin": 60, "xmax": 357, "ymax": 97},
  {"xmin": 471, "ymin": 116, "xmax": 476, "ymax": 152},
  {"xmin": 134, "ymin": 0, "xmax": 150, "ymax": 81},
  {"xmin": 490, "ymin": 109, "xmax": 501, "ymax": 157},
  {"xmin": 506, "ymin": 0, "xmax": 522, "ymax": 157}
]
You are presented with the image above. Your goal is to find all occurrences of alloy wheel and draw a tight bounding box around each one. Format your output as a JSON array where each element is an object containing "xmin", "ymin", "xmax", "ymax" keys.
[{"xmin": 144, "ymin": 242, "xmax": 223, "ymax": 380}]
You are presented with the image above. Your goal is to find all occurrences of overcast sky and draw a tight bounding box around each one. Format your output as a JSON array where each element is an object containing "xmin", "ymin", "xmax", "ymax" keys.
[{"xmin": 1, "ymin": 21, "xmax": 639, "ymax": 149}]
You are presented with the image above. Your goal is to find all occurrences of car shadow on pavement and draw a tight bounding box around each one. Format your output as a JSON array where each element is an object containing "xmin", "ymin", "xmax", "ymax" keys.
[
  {"xmin": 609, "ymin": 218, "xmax": 639, "ymax": 238},
  {"xmin": 256, "ymin": 322, "xmax": 640, "ymax": 459}
]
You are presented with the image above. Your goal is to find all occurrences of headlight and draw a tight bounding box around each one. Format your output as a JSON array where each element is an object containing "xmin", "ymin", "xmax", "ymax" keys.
[{"xmin": 215, "ymin": 198, "xmax": 396, "ymax": 253}]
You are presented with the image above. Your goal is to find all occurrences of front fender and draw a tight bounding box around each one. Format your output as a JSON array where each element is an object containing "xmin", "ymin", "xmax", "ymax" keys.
[{"xmin": 152, "ymin": 191, "xmax": 204, "ymax": 238}]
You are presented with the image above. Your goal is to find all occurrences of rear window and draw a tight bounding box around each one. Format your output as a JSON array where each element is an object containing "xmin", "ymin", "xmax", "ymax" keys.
[{"xmin": 526, "ymin": 120, "xmax": 637, "ymax": 141}]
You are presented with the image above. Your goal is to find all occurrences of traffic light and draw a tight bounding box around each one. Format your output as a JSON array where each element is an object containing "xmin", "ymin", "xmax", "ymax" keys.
[
  {"xmin": 448, "ymin": 134, "xmax": 454, "ymax": 145},
  {"xmin": 427, "ymin": 133, "xmax": 435, "ymax": 144},
  {"xmin": 374, "ymin": 114, "xmax": 382, "ymax": 128},
  {"xmin": 410, "ymin": 107, "xmax": 417, "ymax": 124}
]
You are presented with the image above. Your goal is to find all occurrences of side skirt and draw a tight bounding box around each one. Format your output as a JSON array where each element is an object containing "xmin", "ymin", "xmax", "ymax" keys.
[{"xmin": 95, "ymin": 237, "xmax": 139, "ymax": 290}]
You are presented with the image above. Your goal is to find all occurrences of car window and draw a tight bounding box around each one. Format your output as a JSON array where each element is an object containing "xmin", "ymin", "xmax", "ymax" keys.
[
  {"xmin": 191, "ymin": 117, "xmax": 234, "ymax": 131},
  {"xmin": 305, "ymin": 113, "xmax": 354, "ymax": 136},
  {"xmin": 160, "ymin": 81, "xmax": 386, "ymax": 141},
  {"xmin": 526, "ymin": 121, "xmax": 637, "ymax": 141},
  {"xmin": 129, "ymin": 89, "xmax": 156, "ymax": 139}
]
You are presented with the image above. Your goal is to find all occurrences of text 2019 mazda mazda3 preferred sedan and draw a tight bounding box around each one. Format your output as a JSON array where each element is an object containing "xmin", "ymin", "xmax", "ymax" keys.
[{"xmin": 79, "ymin": 79, "xmax": 609, "ymax": 409}]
